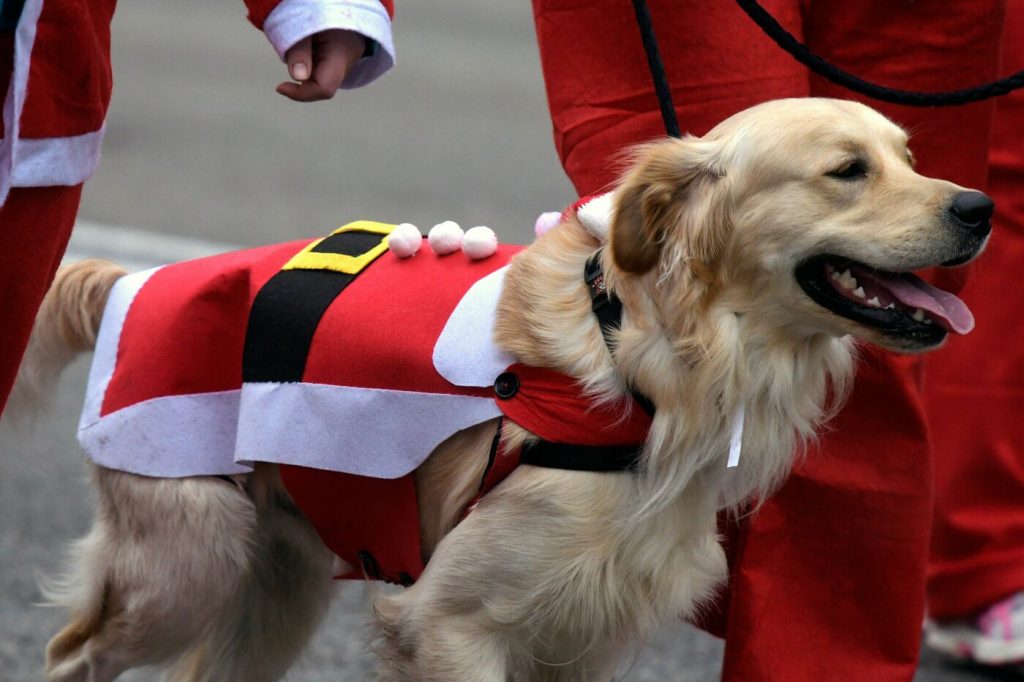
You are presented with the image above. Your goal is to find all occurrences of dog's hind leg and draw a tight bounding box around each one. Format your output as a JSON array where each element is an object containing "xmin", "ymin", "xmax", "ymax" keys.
[
  {"xmin": 44, "ymin": 469, "xmax": 259, "ymax": 682},
  {"xmin": 163, "ymin": 466, "xmax": 336, "ymax": 682}
]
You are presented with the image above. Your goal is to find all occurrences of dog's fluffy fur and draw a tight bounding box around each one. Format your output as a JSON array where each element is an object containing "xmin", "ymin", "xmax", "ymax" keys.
[{"xmin": 21, "ymin": 98, "xmax": 987, "ymax": 681}]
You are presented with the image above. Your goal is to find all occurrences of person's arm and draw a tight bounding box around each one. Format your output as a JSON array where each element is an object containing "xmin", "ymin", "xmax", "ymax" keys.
[{"xmin": 244, "ymin": 0, "xmax": 395, "ymax": 102}]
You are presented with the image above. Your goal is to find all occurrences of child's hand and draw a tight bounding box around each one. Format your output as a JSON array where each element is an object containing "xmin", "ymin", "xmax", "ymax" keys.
[{"xmin": 276, "ymin": 29, "xmax": 366, "ymax": 102}]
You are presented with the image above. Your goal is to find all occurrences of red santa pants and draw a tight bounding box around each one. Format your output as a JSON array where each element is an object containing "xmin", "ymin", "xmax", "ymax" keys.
[
  {"xmin": 533, "ymin": 1, "xmax": 1004, "ymax": 679},
  {"xmin": 0, "ymin": 32, "xmax": 83, "ymax": 413},
  {"xmin": 0, "ymin": 185, "xmax": 82, "ymax": 413},
  {"xmin": 925, "ymin": 5, "xmax": 1024, "ymax": 621}
]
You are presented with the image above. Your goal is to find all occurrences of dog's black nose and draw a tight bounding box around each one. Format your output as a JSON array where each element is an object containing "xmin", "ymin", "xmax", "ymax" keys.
[{"xmin": 949, "ymin": 191, "xmax": 994, "ymax": 237}]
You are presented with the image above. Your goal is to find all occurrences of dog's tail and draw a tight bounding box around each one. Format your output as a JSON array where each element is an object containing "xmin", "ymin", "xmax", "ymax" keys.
[{"xmin": 7, "ymin": 259, "xmax": 127, "ymax": 415}]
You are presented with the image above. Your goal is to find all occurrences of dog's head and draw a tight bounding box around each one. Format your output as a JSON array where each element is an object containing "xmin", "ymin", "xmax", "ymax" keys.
[{"xmin": 609, "ymin": 98, "xmax": 991, "ymax": 352}]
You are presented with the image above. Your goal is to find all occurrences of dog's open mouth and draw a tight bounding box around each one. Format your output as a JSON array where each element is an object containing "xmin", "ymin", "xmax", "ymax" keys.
[{"xmin": 795, "ymin": 256, "xmax": 975, "ymax": 346}]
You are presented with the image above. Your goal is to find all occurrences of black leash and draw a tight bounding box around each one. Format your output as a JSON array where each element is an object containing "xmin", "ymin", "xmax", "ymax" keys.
[
  {"xmin": 734, "ymin": 0, "xmax": 1024, "ymax": 107},
  {"xmin": 630, "ymin": 0, "xmax": 682, "ymax": 138},
  {"xmin": 630, "ymin": 0, "xmax": 1024, "ymax": 131}
]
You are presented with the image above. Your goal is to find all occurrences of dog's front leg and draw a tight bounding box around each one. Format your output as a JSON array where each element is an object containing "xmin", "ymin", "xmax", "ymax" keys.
[
  {"xmin": 371, "ymin": 467, "xmax": 634, "ymax": 682},
  {"xmin": 372, "ymin": 503, "xmax": 521, "ymax": 682},
  {"xmin": 373, "ymin": 585, "xmax": 512, "ymax": 682}
]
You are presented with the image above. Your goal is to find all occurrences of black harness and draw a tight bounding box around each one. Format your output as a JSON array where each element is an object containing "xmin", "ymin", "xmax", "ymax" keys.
[
  {"xmin": 584, "ymin": 250, "xmax": 657, "ymax": 418},
  {"xmin": 501, "ymin": 249, "xmax": 656, "ymax": 476}
]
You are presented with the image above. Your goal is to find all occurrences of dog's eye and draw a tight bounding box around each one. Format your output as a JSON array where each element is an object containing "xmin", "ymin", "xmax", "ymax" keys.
[{"xmin": 826, "ymin": 160, "xmax": 868, "ymax": 180}]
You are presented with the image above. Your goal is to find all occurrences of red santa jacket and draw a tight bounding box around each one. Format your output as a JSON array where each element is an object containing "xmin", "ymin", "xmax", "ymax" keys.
[
  {"xmin": 0, "ymin": 0, "xmax": 395, "ymax": 203},
  {"xmin": 79, "ymin": 220, "xmax": 651, "ymax": 583}
]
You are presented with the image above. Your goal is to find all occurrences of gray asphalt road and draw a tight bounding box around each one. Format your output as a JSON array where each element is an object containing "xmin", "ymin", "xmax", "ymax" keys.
[{"xmin": 0, "ymin": 1, "xmax": 1016, "ymax": 680}]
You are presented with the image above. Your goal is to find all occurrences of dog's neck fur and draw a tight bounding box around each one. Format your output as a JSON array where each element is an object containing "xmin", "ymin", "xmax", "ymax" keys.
[{"xmin": 496, "ymin": 218, "xmax": 855, "ymax": 516}]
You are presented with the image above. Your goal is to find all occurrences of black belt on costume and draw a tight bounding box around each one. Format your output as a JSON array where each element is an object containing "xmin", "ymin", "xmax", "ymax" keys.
[{"xmin": 242, "ymin": 221, "xmax": 394, "ymax": 383}]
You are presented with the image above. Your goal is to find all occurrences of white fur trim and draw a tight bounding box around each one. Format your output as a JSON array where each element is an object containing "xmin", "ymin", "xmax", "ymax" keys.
[
  {"xmin": 78, "ymin": 268, "xmax": 161, "ymax": 432},
  {"xmin": 80, "ymin": 390, "xmax": 251, "ymax": 477},
  {"xmin": 462, "ymin": 226, "xmax": 498, "ymax": 260},
  {"xmin": 428, "ymin": 220, "xmax": 464, "ymax": 255},
  {"xmin": 386, "ymin": 222, "xmax": 423, "ymax": 258},
  {"xmin": 11, "ymin": 128, "xmax": 105, "ymax": 187},
  {"xmin": 0, "ymin": 0, "xmax": 41, "ymax": 203},
  {"xmin": 235, "ymin": 382, "xmax": 502, "ymax": 478},
  {"xmin": 263, "ymin": 0, "xmax": 395, "ymax": 90},
  {"xmin": 80, "ymin": 381, "xmax": 503, "ymax": 480},
  {"xmin": 576, "ymin": 192, "xmax": 615, "ymax": 242},
  {"xmin": 0, "ymin": 0, "xmax": 105, "ymax": 202},
  {"xmin": 433, "ymin": 266, "xmax": 514, "ymax": 387}
]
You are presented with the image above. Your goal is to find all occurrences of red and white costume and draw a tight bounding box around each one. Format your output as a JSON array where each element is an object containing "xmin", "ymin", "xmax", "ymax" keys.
[
  {"xmin": 0, "ymin": 0, "xmax": 394, "ymax": 412},
  {"xmin": 79, "ymin": 229, "xmax": 511, "ymax": 480},
  {"xmin": 79, "ymin": 220, "xmax": 652, "ymax": 583}
]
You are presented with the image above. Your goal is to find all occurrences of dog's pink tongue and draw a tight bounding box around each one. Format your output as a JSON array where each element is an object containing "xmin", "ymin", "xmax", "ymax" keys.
[{"xmin": 857, "ymin": 267, "xmax": 975, "ymax": 334}]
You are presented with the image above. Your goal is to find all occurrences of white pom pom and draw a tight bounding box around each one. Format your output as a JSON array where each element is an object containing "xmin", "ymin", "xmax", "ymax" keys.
[
  {"xmin": 534, "ymin": 211, "xmax": 562, "ymax": 238},
  {"xmin": 387, "ymin": 223, "xmax": 423, "ymax": 258},
  {"xmin": 463, "ymin": 226, "xmax": 498, "ymax": 260},
  {"xmin": 428, "ymin": 220, "xmax": 464, "ymax": 255}
]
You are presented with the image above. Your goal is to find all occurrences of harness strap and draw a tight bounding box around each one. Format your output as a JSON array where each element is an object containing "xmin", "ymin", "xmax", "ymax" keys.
[
  {"xmin": 520, "ymin": 440, "xmax": 641, "ymax": 473},
  {"xmin": 584, "ymin": 250, "xmax": 657, "ymax": 417}
]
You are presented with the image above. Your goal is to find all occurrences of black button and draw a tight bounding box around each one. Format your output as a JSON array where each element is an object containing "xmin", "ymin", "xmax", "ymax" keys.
[{"xmin": 494, "ymin": 372, "xmax": 520, "ymax": 399}]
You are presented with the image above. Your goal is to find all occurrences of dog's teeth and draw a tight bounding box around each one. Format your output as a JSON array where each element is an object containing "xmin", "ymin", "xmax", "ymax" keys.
[
  {"xmin": 853, "ymin": 286, "xmax": 866, "ymax": 299},
  {"xmin": 867, "ymin": 296, "xmax": 881, "ymax": 307},
  {"xmin": 912, "ymin": 308, "xmax": 926, "ymax": 322},
  {"xmin": 885, "ymin": 303, "xmax": 896, "ymax": 310},
  {"xmin": 838, "ymin": 270, "xmax": 858, "ymax": 290}
]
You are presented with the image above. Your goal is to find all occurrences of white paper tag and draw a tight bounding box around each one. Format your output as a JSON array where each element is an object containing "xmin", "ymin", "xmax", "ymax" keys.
[{"xmin": 727, "ymin": 404, "xmax": 745, "ymax": 468}]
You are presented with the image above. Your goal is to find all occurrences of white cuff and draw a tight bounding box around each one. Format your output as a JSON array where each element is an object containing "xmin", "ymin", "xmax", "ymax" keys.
[{"xmin": 263, "ymin": 0, "xmax": 395, "ymax": 90}]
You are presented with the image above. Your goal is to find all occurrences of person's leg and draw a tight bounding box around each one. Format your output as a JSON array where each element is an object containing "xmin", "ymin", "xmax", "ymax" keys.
[
  {"xmin": 534, "ymin": 1, "xmax": 1004, "ymax": 680},
  {"xmin": 0, "ymin": 27, "xmax": 84, "ymax": 414},
  {"xmin": 720, "ymin": 3, "xmax": 1004, "ymax": 680},
  {"xmin": 924, "ymin": 2, "xmax": 1024, "ymax": 661},
  {"xmin": 0, "ymin": 185, "xmax": 83, "ymax": 414}
]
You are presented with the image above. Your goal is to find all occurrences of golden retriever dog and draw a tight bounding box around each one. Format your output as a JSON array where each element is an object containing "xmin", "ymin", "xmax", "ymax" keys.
[{"xmin": 19, "ymin": 98, "xmax": 992, "ymax": 681}]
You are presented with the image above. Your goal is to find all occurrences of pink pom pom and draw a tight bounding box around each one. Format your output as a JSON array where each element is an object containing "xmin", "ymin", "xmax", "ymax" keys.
[
  {"xmin": 534, "ymin": 211, "xmax": 562, "ymax": 238},
  {"xmin": 463, "ymin": 226, "xmax": 498, "ymax": 260},
  {"xmin": 428, "ymin": 221, "xmax": 464, "ymax": 255},
  {"xmin": 387, "ymin": 223, "xmax": 423, "ymax": 258}
]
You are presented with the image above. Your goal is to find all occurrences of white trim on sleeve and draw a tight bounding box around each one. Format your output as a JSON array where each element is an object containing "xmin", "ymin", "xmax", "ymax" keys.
[
  {"xmin": 11, "ymin": 128, "xmax": 105, "ymax": 187},
  {"xmin": 0, "ymin": 0, "xmax": 43, "ymax": 203},
  {"xmin": 0, "ymin": 0, "xmax": 105, "ymax": 201},
  {"xmin": 263, "ymin": 0, "xmax": 395, "ymax": 90}
]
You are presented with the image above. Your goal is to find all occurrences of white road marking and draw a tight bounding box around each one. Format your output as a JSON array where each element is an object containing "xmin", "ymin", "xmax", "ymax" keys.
[{"xmin": 66, "ymin": 220, "xmax": 239, "ymax": 271}]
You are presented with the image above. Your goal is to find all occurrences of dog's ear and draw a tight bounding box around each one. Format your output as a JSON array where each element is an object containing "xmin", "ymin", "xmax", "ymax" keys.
[{"xmin": 609, "ymin": 137, "xmax": 728, "ymax": 276}]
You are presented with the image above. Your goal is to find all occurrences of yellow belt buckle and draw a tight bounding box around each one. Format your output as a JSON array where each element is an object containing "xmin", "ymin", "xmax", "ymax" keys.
[{"xmin": 282, "ymin": 221, "xmax": 395, "ymax": 275}]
